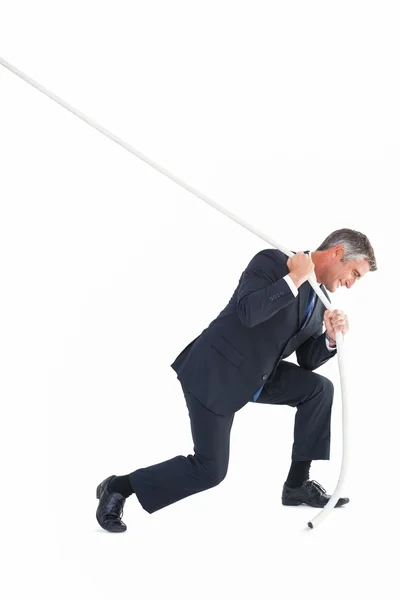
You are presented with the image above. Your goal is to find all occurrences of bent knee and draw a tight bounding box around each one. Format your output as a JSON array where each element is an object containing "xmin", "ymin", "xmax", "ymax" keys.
[
  {"xmin": 200, "ymin": 461, "xmax": 229, "ymax": 488},
  {"xmin": 315, "ymin": 374, "xmax": 334, "ymax": 398}
]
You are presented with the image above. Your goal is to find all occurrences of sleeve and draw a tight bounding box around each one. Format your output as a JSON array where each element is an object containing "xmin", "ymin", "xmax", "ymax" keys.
[
  {"xmin": 237, "ymin": 250, "xmax": 298, "ymax": 327},
  {"xmin": 325, "ymin": 336, "xmax": 337, "ymax": 351},
  {"xmin": 296, "ymin": 328, "xmax": 337, "ymax": 370},
  {"xmin": 283, "ymin": 274, "xmax": 299, "ymax": 297}
]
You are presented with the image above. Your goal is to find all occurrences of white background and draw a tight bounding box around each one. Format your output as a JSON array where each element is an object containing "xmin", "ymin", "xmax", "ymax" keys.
[{"xmin": 0, "ymin": 1, "xmax": 398, "ymax": 599}]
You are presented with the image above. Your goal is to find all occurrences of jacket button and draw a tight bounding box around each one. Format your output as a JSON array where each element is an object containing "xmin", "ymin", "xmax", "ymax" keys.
[{"xmin": 262, "ymin": 374, "xmax": 268, "ymax": 380}]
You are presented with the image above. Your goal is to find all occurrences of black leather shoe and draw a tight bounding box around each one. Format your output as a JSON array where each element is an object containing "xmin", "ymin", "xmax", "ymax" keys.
[
  {"xmin": 96, "ymin": 475, "xmax": 127, "ymax": 532},
  {"xmin": 282, "ymin": 479, "xmax": 349, "ymax": 508}
]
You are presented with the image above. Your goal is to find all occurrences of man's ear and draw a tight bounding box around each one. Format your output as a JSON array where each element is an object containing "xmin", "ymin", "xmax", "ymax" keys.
[{"xmin": 335, "ymin": 245, "xmax": 345, "ymax": 261}]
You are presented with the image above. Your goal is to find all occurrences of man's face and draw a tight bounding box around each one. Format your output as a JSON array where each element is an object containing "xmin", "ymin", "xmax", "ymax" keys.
[{"xmin": 323, "ymin": 251, "xmax": 371, "ymax": 292}]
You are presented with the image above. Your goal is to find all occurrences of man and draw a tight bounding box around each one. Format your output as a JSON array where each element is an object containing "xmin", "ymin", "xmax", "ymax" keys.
[{"xmin": 96, "ymin": 228, "xmax": 377, "ymax": 532}]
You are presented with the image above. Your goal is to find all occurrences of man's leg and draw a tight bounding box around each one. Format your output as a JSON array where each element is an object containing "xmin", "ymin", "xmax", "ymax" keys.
[
  {"xmin": 98, "ymin": 384, "xmax": 235, "ymax": 528},
  {"xmin": 254, "ymin": 361, "xmax": 348, "ymax": 507},
  {"xmin": 256, "ymin": 360, "xmax": 334, "ymax": 462}
]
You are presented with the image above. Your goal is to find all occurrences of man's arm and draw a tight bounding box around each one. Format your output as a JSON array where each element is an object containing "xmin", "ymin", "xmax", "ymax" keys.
[
  {"xmin": 237, "ymin": 249, "xmax": 316, "ymax": 329},
  {"xmin": 296, "ymin": 328, "xmax": 337, "ymax": 371},
  {"xmin": 236, "ymin": 250, "xmax": 298, "ymax": 327}
]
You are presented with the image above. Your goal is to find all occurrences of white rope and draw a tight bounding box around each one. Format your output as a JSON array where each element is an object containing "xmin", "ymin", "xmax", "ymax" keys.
[{"xmin": 0, "ymin": 55, "xmax": 348, "ymax": 529}]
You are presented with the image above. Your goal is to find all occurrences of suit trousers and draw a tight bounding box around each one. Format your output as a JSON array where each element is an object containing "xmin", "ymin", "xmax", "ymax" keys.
[{"xmin": 129, "ymin": 361, "xmax": 334, "ymax": 514}]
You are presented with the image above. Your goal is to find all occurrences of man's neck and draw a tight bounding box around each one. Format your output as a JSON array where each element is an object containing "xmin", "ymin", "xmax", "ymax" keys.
[{"xmin": 310, "ymin": 251, "xmax": 324, "ymax": 285}]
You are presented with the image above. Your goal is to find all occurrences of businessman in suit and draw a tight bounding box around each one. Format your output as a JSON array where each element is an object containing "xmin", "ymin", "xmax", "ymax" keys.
[{"xmin": 96, "ymin": 228, "xmax": 377, "ymax": 532}]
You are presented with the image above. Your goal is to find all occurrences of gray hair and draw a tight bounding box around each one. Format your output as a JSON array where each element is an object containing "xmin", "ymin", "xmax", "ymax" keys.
[{"xmin": 316, "ymin": 228, "xmax": 377, "ymax": 271}]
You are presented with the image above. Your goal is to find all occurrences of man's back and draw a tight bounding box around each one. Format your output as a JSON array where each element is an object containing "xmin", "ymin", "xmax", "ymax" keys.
[{"xmin": 171, "ymin": 248, "xmax": 330, "ymax": 415}]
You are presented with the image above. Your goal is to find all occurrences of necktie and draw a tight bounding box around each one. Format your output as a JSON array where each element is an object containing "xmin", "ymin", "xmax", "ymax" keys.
[{"xmin": 303, "ymin": 288, "xmax": 316, "ymax": 325}]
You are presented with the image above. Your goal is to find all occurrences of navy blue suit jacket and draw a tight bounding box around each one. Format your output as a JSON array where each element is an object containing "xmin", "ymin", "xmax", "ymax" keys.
[{"xmin": 171, "ymin": 249, "xmax": 337, "ymax": 415}]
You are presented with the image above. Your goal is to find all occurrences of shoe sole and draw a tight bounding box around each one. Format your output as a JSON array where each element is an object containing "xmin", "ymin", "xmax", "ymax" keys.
[
  {"xmin": 282, "ymin": 498, "xmax": 302, "ymax": 506},
  {"xmin": 282, "ymin": 498, "xmax": 349, "ymax": 508}
]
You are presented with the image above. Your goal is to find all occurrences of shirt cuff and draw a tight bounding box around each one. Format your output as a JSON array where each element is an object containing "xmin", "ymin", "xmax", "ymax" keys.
[
  {"xmin": 283, "ymin": 274, "xmax": 299, "ymax": 297},
  {"xmin": 325, "ymin": 335, "xmax": 336, "ymax": 351}
]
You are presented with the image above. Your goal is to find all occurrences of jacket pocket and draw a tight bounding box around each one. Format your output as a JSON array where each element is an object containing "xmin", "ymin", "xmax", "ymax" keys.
[{"xmin": 211, "ymin": 336, "xmax": 245, "ymax": 368}]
